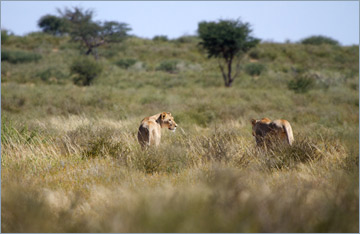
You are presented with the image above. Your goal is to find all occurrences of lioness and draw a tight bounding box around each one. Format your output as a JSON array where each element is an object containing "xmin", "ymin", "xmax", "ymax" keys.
[
  {"xmin": 251, "ymin": 118, "xmax": 294, "ymax": 146},
  {"xmin": 137, "ymin": 112, "xmax": 177, "ymax": 148}
]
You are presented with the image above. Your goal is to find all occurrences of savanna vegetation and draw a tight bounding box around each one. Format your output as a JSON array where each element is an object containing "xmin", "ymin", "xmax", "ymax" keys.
[
  {"xmin": 198, "ymin": 19, "xmax": 259, "ymax": 87},
  {"xmin": 1, "ymin": 16, "xmax": 359, "ymax": 233}
]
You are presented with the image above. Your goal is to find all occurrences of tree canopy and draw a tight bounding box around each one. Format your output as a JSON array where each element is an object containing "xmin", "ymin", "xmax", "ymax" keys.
[
  {"xmin": 38, "ymin": 7, "xmax": 131, "ymax": 58},
  {"xmin": 38, "ymin": 14, "xmax": 68, "ymax": 36},
  {"xmin": 58, "ymin": 7, "xmax": 131, "ymax": 57},
  {"xmin": 198, "ymin": 19, "xmax": 260, "ymax": 87}
]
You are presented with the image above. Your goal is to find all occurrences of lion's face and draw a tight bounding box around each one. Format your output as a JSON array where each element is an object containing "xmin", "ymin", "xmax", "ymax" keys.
[{"xmin": 160, "ymin": 112, "xmax": 178, "ymax": 131}]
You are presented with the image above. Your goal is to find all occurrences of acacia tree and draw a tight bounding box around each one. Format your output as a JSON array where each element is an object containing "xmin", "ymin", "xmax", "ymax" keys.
[
  {"xmin": 38, "ymin": 15, "xmax": 68, "ymax": 36},
  {"xmin": 198, "ymin": 19, "xmax": 260, "ymax": 87},
  {"xmin": 57, "ymin": 7, "xmax": 131, "ymax": 58}
]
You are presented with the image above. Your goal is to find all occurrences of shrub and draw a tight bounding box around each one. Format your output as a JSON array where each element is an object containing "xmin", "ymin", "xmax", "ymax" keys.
[
  {"xmin": 248, "ymin": 48, "xmax": 260, "ymax": 60},
  {"xmin": 174, "ymin": 35, "xmax": 199, "ymax": 44},
  {"xmin": 288, "ymin": 75, "xmax": 315, "ymax": 93},
  {"xmin": 1, "ymin": 49, "xmax": 42, "ymax": 64},
  {"xmin": 64, "ymin": 125, "xmax": 131, "ymax": 161},
  {"xmin": 244, "ymin": 63, "xmax": 266, "ymax": 76},
  {"xmin": 156, "ymin": 60, "xmax": 179, "ymax": 73},
  {"xmin": 132, "ymin": 149, "xmax": 165, "ymax": 174},
  {"xmin": 36, "ymin": 67, "xmax": 67, "ymax": 84},
  {"xmin": 5, "ymin": 33, "xmax": 62, "ymax": 51},
  {"xmin": 258, "ymin": 137, "xmax": 323, "ymax": 170},
  {"xmin": 179, "ymin": 106, "xmax": 216, "ymax": 127},
  {"xmin": 115, "ymin": 58, "xmax": 137, "ymax": 69},
  {"xmin": 129, "ymin": 61, "xmax": 147, "ymax": 72},
  {"xmin": 83, "ymin": 136, "xmax": 130, "ymax": 159},
  {"xmin": 153, "ymin": 35, "xmax": 168, "ymax": 42},
  {"xmin": 290, "ymin": 65, "xmax": 306, "ymax": 75},
  {"xmin": 132, "ymin": 145, "xmax": 189, "ymax": 174},
  {"xmin": 100, "ymin": 48, "xmax": 118, "ymax": 58},
  {"xmin": 200, "ymin": 132, "xmax": 235, "ymax": 162},
  {"xmin": 70, "ymin": 57, "xmax": 103, "ymax": 86},
  {"xmin": 1, "ymin": 30, "xmax": 10, "ymax": 44},
  {"xmin": 300, "ymin": 35, "xmax": 339, "ymax": 46},
  {"xmin": 261, "ymin": 50, "xmax": 277, "ymax": 61}
]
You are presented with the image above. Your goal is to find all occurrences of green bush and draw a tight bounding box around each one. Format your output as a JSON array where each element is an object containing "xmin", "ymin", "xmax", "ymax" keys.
[
  {"xmin": 70, "ymin": 57, "xmax": 103, "ymax": 86},
  {"xmin": 244, "ymin": 63, "xmax": 266, "ymax": 76},
  {"xmin": 133, "ymin": 149, "xmax": 165, "ymax": 174},
  {"xmin": 261, "ymin": 50, "xmax": 277, "ymax": 61},
  {"xmin": 83, "ymin": 136, "xmax": 130, "ymax": 159},
  {"xmin": 100, "ymin": 48, "xmax": 118, "ymax": 58},
  {"xmin": 300, "ymin": 35, "xmax": 339, "ymax": 46},
  {"xmin": 200, "ymin": 131, "xmax": 237, "ymax": 162},
  {"xmin": 288, "ymin": 75, "xmax": 315, "ymax": 93},
  {"xmin": 1, "ymin": 49, "xmax": 42, "ymax": 64},
  {"xmin": 248, "ymin": 48, "xmax": 260, "ymax": 59},
  {"xmin": 1, "ymin": 30, "xmax": 10, "ymax": 44},
  {"xmin": 259, "ymin": 137, "xmax": 323, "ymax": 170},
  {"xmin": 115, "ymin": 58, "xmax": 137, "ymax": 69},
  {"xmin": 132, "ymin": 145, "xmax": 189, "ymax": 174},
  {"xmin": 36, "ymin": 67, "xmax": 67, "ymax": 84},
  {"xmin": 174, "ymin": 35, "xmax": 199, "ymax": 44},
  {"xmin": 3, "ymin": 33, "xmax": 63, "ymax": 51},
  {"xmin": 182, "ymin": 106, "xmax": 216, "ymax": 127},
  {"xmin": 156, "ymin": 60, "xmax": 179, "ymax": 73},
  {"xmin": 153, "ymin": 35, "xmax": 168, "ymax": 42},
  {"xmin": 290, "ymin": 65, "xmax": 306, "ymax": 75}
]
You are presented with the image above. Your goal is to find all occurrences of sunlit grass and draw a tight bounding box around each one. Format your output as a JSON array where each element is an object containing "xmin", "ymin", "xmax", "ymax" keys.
[
  {"xmin": 1, "ymin": 34, "xmax": 358, "ymax": 232},
  {"xmin": 1, "ymin": 114, "xmax": 358, "ymax": 232}
]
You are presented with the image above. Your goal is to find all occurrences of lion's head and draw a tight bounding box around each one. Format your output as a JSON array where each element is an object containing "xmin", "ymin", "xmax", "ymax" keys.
[
  {"xmin": 159, "ymin": 112, "xmax": 178, "ymax": 131},
  {"xmin": 251, "ymin": 117, "xmax": 294, "ymax": 146},
  {"xmin": 251, "ymin": 118, "xmax": 272, "ymax": 145}
]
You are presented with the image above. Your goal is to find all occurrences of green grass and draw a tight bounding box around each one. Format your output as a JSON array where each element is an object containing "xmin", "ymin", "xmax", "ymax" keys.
[
  {"xmin": 1, "ymin": 49, "xmax": 42, "ymax": 64},
  {"xmin": 1, "ymin": 33, "xmax": 359, "ymax": 232}
]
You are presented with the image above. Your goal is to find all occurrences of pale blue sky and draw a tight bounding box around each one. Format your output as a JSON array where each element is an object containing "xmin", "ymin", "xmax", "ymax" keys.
[{"xmin": 1, "ymin": 1, "xmax": 359, "ymax": 45}]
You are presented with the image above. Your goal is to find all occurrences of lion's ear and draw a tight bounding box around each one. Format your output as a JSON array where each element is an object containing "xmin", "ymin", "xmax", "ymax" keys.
[
  {"xmin": 167, "ymin": 112, "xmax": 172, "ymax": 116},
  {"xmin": 161, "ymin": 112, "xmax": 167, "ymax": 119},
  {"xmin": 251, "ymin": 119, "xmax": 257, "ymax": 126}
]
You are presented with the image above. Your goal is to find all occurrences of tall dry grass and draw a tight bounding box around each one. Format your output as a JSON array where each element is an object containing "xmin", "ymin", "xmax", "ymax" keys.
[
  {"xmin": 2, "ymin": 34, "xmax": 358, "ymax": 232},
  {"xmin": 1, "ymin": 115, "xmax": 358, "ymax": 232}
]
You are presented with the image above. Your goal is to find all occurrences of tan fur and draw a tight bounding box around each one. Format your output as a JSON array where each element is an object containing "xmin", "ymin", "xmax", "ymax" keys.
[
  {"xmin": 137, "ymin": 112, "xmax": 177, "ymax": 148},
  {"xmin": 251, "ymin": 117, "xmax": 294, "ymax": 146}
]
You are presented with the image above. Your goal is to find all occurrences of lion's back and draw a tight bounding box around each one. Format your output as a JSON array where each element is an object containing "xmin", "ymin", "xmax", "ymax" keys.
[{"xmin": 137, "ymin": 123, "xmax": 150, "ymax": 147}]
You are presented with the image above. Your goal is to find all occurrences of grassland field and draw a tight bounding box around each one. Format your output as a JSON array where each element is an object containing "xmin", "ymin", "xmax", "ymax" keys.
[{"xmin": 1, "ymin": 33, "xmax": 359, "ymax": 232}]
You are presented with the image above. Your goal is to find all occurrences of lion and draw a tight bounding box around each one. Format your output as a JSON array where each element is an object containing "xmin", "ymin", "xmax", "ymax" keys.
[
  {"xmin": 251, "ymin": 117, "xmax": 294, "ymax": 146},
  {"xmin": 137, "ymin": 112, "xmax": 177, "ymax": 148}
]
